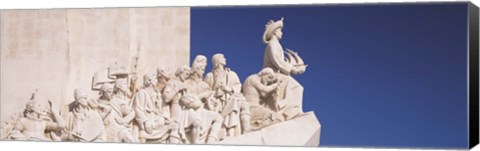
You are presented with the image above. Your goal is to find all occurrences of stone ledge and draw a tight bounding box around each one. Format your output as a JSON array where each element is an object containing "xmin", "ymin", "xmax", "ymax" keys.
[{"xmin": 216, "ymin": 111, "xmax": 321, "ymax": 146}]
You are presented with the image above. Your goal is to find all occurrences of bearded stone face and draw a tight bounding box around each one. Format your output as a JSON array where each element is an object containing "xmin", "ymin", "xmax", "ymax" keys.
[
  {"xmin": 115, "ymin": 79, "xmax": 129, "ymax": 94},
  {"xmin": 149, "ymin": 76, "xmax": 158, "ymax": 86},
  {"xmin": 26, "ymin": 100, "xmax": 47, "ymax": 116},
  {"xmin": 74, "ymin": 89, "xmax": 89, "ymax": 107},
  {"xmin": 143, "ymin": 73, "xmax": 158, "ymax": 87},
  {"xmin": 103, "ymin": 88, "xmax": 114, "ymax": 100},
  {"xmin": 192, "ymin": 55, "xmax": 207, "ymax": 77},
  {"xmin": 158, "ymin": 67, "xmax": 171, "ymax": 80},
  {"xmin": 179, "ymin": 70, "xmax": 190, "ymax": 81},
  {"xmin": 193, "ymin": 66, "xmax": 205, "ymax": 77},
  {"xmin": 76, "ymin": 95, "xmax": 88, "ymax": 107}
]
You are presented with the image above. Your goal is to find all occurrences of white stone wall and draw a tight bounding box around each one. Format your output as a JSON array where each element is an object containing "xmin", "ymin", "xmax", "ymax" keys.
[{"xmin": 0, "ymin": 7, "xmax": 190, "ymax": 123}]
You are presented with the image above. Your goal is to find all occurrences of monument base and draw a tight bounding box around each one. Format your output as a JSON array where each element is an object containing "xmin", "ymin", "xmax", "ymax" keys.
[{"xmin": 216, "ymin": 111, "xmax": 321, "ymax": 146}]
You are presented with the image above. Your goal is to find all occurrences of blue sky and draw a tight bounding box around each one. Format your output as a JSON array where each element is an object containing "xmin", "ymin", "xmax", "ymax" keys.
[{"xmin": 191, "ymin": 2, "xmax": 469, "ymax": 149}]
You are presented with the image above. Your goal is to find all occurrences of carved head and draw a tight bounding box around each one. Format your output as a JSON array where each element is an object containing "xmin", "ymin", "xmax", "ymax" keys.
[
  {"xmin": 262, "ymin": 18, "xmax": 284, "ymax": 43},
  {"xmin": 212, "ymin": 53, "xmax": 226, "ymax": 68},
  {"xmin": 114, "ymin": 79, "xmax": 129, "ymax": 95},
  {"xmin": 99, "ymin": 83, "xmax": 114, "ymax": 100},
  {"xmin": 74, "ymin": 88, "xmax": 89, "ymax": 107},
  {"xmin": 259, "ymin": 68, "xmax": 277, "ymax": 85},
  {"xmin": 175, "ymin": 65, "xmax": 191, "ymax": 81},
  {"xmin": 143, "ymin": 73, "xmax": 158, "ymax": 87},
  {"xmin": 157, "ymin": 66, "xmax": 171, "ymax": 80},
  {"xmin": 192, "ymin": 55, "xmax": 207, "ymax": 77},
  {"xmin": 24, "ymin": 99, "xmax": 45, "ymax": 117}
]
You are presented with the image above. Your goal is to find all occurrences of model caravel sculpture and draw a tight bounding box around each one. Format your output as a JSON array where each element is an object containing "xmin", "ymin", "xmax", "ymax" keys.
[{"xmin": 1, "ymin": 18, "xmax": 321, "ymax": 146}]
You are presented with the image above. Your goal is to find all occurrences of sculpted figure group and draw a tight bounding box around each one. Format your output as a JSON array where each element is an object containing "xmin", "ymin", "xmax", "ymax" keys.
[{"xmin": 1, "ymin": 18, "xmax": 308, "ymax": 144}]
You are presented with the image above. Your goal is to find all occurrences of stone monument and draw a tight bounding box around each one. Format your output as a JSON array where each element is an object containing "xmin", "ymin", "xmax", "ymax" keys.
[
  {"xmin": 218, "ymin": 18, "xmax": 320, "ymax": 146},
  {"xmin": 1, "ymin": 13, "xmax": 321, "ymax": 146}
]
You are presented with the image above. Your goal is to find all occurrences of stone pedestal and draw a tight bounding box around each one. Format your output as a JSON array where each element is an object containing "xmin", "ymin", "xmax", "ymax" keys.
[{"xmin": 217, "ymin": 112, "xmax": 321, "ymax": 146}]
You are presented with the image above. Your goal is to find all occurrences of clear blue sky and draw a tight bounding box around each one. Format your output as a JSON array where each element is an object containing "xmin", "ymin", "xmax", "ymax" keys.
[{"xmin": 191, "ymin": 2, "xmax": 469, "ymax": 149}]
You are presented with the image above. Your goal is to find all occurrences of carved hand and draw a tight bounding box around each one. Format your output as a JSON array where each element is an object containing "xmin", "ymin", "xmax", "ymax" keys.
[
  {"xmin": 273, "ymin": 80, "xmax": 282, "ymax": 88},
  {"xmin": 292, "ymin": 65, "xmax": 306, "ymax": 74},
  {"xmin": 48, "ymin": 100, "xmax": 59, "ymax": 114},
  {"xmin": 169, "ymin": 122, "xmax": 179, "ymax": 131},
  {"xmin": 221, "ymin": 85, "xmax": 233, "ymax": 93},
  {"xmin": 131, "ymin": 74, "xmax": 138, "ymax": 82},
  {"xmin": 115, "ymin": 118, "xmax": 127, "ymax": 126},
  {"xmin": 144, "ymin": 120, "xmax": 155, "ymax": 134}
]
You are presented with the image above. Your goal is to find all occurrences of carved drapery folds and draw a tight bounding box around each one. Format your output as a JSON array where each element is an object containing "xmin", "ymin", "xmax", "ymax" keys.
[{"xmin": 1, "ymin": 18, "xmax": 317, "ymax": 145}]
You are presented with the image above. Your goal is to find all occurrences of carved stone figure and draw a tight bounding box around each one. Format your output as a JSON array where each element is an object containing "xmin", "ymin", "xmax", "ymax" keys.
[
  {"xmin": 205, "ymin": 54, "xmax": 242, "ymax": 106},
  {"xmin": 8, "ymin": 93, "xmax": 65, "ymax": 141},
  {"xmin": 163, "ymin": 66, "xmax": 190, "ymax": 122},
  {"xmin": 219, "ymin": 94, "xmax": 251, "ymax": 136},
  {"xmin": 63, "ymin": 88, "xmax": 107, "ymax": 142},
  {"xmin": 186, "ymin": 55, "xmax": 212, "ymax": 105},
  {"xmin": 96, "ymin": 81, "xmax": 136, "ymax": 142},
  {"xmin": 156, "ymin": 66, "xmax": 173, "ymax": 123},
  {"xmin": 91, "ymin": 63, "xmax": 134, "ymax": 108},
  {"xmin": 156, "ymin": 66, "xmax": 171, "ymax": 94},
  {"xmin": 1, "ymin": 112, "xmax": 22, "ymax": 140},
  {"xmin": 262, "ymin": 18, "xmax": 306, "ymax": 119},
  {"xmin": 0, "ymin": 17, "xmax": 321, "ymax": 146},
  {"xmin": 133, "ymin": 73, "xmax": 178, "ymax": 143},
  {"xmin": 204, "ymin": 54, "xmax": 251, "ymax": 137},
  {"xmin": 263, "ymin": 18, "xmax": 307, "ymax": 75},
  {"xmin": 180, "ymin": 94, "xmax": 223, "ymax": 144},
  {"xmin": 242, "ymin": 68, "xmax": 284, "ymax": 128}
]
